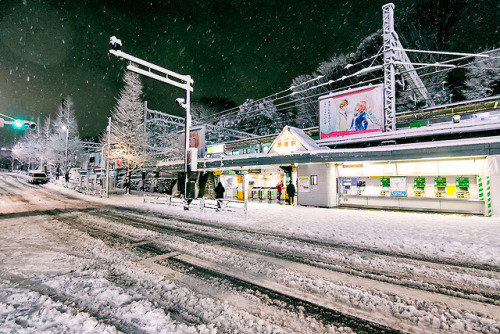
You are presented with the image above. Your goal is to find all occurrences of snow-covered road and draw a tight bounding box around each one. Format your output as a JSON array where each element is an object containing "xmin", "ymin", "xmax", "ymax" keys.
[{"xmin": 1, "ymin": 172, "xmax": 499, "ymax": 333}]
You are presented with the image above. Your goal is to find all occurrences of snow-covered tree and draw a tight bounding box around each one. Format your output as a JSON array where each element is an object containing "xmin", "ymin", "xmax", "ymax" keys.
[
  {"xmin": 11, "ymin": 131, "xmax": 41, "ymax": 170},
  {"xmin": 45, "ymin": 97, "xmax": 82, "ymax": 174},
  {"xmin": 290, "ymin": 74, "xmax": 325, "ymax": 128},
  {"xmin": 12, "ymin": 97, "xmax": 82, "ymax": 173},
  {"xmin": 218, "ymin": 98, "xmax": 282, "ymax": 136},
  {"xmin": 460, "ymin": 50, "xmax": 500, "ymax": 100},
  {"xmin": 109, "ymin": 70, "xmax": 151, "ymax": 193},
  {"xmin": 149, "ymin": 129, "xmax": 184, "ymax": 161},
  {"xmin": 289, "ymin": 31, "xmax": 384, "ymax": 127}
]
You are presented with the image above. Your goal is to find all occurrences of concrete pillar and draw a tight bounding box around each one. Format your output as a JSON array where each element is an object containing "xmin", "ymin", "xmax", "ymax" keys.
[{"xmin": 484, "ymin": 155, "xmax": 500, "ymax": 216}]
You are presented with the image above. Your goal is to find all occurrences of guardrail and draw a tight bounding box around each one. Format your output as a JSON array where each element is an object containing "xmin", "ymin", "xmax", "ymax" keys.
[{"xmin": 143, "ymin": 194, "xmax": 248, "ymax": 219}]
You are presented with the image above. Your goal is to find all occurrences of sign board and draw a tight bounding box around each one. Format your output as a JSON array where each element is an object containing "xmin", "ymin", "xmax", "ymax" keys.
[
  {"xmin": 187, "ymin": 148, "xmax": 197, "ymax": 171},
  {"xmin": 178, "ymin": 126, "xmax": 206, "ymax": 158},
  {"xmin": 207, "ymin": 143, "xmax": 224, "ymax": 155},
  {"xmin": 342, "ymin": 177, "xmax": 358, "ymax": 195},
  {"xmin": 456, "ymin": 177, "xmax": 469, "ymax": 188},
  {"xmin": 248, "ymin": 169, "xmax": 261, "ymax": 174},
  {"xmin": 381, "ymin": 177, "xmax": 390, "ymax": 188},
  {"xmin": 390, "ymin": 177, "xmax": 407, "ymax": 197},
  {"xmin": 434, "ymin": 177, "xmax": 447, "ymax": 187},
  {"xmin": 298, "ymin": 177, "xmax": 310, "ymax": 192},
  {"xmin": 319, "ymin": 85, "xmax": 384, "ymax": 139},
  {"xmin": 414, "ymin": 177, "xmax": 426, "ymax": 188}
]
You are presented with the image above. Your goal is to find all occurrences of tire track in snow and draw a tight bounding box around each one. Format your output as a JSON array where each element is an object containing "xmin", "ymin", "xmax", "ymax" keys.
[{"xmin": 93, "ymin": 207, "xmax": 500, "ymax": 305}]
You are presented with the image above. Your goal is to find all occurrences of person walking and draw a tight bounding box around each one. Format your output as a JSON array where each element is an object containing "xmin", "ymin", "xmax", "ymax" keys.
[
  {"xmin": 276, "ymin": 180, "xmax": 283, "ymax": 201},
  {"xmin": 215, "ymin": 181, "xmax": 225, "ymax": 210},
  {"xmin": 286, "ymin": 182, "xmax": 296, "ymax": 205}
]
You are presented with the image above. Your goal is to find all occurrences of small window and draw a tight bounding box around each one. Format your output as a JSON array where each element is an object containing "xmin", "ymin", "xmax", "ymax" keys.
[{"xmin": 311, "ymin": 175, "xmax": 318, "ymax": 185}]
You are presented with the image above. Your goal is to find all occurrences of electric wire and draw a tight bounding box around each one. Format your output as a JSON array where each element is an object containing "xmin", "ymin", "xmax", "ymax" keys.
[{"xmin": 200, "ymin": 49, "xmax": 498, "ymax": 128}]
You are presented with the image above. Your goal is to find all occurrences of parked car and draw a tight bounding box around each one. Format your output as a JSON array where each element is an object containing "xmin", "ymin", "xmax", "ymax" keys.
[{"xmin": 27, "ymin": 171, "xmax": 49, "ymax": 184}]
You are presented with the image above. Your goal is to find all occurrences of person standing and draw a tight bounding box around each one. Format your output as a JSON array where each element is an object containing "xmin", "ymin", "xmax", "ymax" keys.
[
  {"xmin": 276, "ymin": 180, "xmax": 283, "ymax": 201},
  {"xmin": 286, "ymin": 182, "xmax": 296, "ymax": 205},
  {"xmin": 215, "ymin": 181, "xmax": 225, "ymax": 209}
]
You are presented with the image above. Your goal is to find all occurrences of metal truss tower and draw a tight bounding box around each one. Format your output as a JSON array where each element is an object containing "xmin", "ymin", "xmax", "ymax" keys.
[
  {"xmin": 143, "ymin": 102, "xmax": 258, "ymax": 145},
  {"xmin": 382, "ymin": 3, "xmax": 434, "ymax": 132}
]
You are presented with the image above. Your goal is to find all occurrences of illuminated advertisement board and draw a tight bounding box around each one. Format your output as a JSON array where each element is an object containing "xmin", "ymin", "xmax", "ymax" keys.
[
  {"xmin": 178, "ymin": 126, "xmax": 206, "ymax": 158},
  {"xmin": 319, "ymin": 85, "xmax": 383, "ymax": 139}
]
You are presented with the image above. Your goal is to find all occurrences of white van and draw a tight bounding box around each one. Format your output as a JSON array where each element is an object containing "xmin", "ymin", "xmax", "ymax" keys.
[{"xmin": 27, "ymin": 171, "xmax": 49, "ymax": 184}]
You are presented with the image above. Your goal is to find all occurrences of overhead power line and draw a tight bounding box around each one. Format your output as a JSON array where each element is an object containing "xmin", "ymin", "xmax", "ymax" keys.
[{"xmin": 199, "ymin": 48, "xmax": 498, "ymax": 129}]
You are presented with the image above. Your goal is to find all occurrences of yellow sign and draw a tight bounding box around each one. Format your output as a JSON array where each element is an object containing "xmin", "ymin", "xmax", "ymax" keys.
[
  {"xmin": 343, "ymin": 164, "xmax": 363, "ymax": 168},
  {"xmin": 446, "ymin": 185, "xmax": 456, "ymax": 196},
  {"xmin": 213, "ymin": 170, "xmax": 222, "ymax": 175}
]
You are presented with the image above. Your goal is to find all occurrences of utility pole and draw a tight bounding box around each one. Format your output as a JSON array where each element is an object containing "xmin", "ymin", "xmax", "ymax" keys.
[
  {"xmin": 106, "ymin": 117, "xmax": 111, "ymax": 198},
  {"xmin": 108, "ymin": 36, "xmax": 194, "ymax": 199},
  {"xmin": 382, "ymin": 3, "xmax": 434, "ymax": 132}
]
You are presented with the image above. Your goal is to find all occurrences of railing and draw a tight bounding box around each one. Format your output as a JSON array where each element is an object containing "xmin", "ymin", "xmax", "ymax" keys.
[{"xmin": 143, "ymin": 194, "xmax": 248, "ymax": 219}]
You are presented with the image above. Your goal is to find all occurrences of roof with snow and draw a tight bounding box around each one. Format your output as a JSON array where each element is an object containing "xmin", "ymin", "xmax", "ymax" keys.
[{"xmin": 268, "ymin": 126, "xmax": 322, "ymax": 155}]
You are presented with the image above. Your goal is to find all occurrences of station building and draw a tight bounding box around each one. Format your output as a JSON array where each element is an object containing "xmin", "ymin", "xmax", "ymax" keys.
[{"xmin": 158, "ymin": 96, "xmax": 500, "ymax": 216}]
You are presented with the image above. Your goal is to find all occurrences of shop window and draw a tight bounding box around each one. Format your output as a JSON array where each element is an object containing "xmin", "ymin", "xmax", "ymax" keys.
[
  {"xmin": 232, "ymin": 150, "xmax": 239, "ymax": 155},
  {"xmin": 311, "ymin": 175, "xmax": 318, "ymax": 185}
]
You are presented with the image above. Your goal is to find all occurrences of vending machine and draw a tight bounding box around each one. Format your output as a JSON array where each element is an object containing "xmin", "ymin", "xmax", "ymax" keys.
[
  {"xmin": 434, "ymin": 177, "xmax": 447, "ymax": 198},
  {"xmin": 414, "ymin": 177, "xmax": 426, "ymax": 197},
  {"xmin": 356, "ymin": 180, "xmax": 366, "ymax": 195},
  {"xmin": 456, "ymin": 177, "xmax": 470, "ymax": 199},
  {"xmin": 380, "ymin": 177, "xmax": 390, "ymax": 196}
]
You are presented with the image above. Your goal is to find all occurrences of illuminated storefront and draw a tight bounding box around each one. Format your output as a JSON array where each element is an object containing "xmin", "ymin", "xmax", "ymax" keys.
[{"xmin": 158, "ymin": 126, "xmax": 500, "ymax": 216}]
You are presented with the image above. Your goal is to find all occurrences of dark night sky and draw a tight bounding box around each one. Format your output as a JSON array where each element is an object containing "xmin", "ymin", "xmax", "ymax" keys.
[{"xmin": 0, "ymin": 0, "xmax": 498, "ymax": 146}]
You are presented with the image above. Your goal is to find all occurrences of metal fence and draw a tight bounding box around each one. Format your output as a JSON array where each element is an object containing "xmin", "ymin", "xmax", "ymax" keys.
[{"xmin": 143, "ymin": 194, "xmax": 248, "ymax": 219}]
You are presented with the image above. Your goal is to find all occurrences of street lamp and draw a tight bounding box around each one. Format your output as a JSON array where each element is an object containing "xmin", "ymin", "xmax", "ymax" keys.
[
  {"xmin": 62, "ymin": 126, "xmax": 69, "ymax": 180},
  {"xmin": 108, "ymin": 36, "xmax": 193, "ymax": 199}
]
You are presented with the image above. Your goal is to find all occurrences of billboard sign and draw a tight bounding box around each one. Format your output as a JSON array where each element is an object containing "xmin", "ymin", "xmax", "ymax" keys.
[
  {"xmin": 319, "ymin": 85, "xmax": 383, "ymax": 139},
  {"xmin": 390, "ymin": 176, "xmax": 407, "ymax": 197},
  {"xmin": 178, "ymin": 126, "xmax": 206, "ymax": 158}
]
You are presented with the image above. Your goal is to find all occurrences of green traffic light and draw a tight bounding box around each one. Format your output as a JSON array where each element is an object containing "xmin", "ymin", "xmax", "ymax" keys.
[{"xmin": 14, "ymin": 120, "xmax": 23, "ymax": 128}]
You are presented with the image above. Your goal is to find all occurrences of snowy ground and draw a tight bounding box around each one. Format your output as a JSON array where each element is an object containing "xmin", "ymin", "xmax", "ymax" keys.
[{"xmin": 1, "ymin": 172, "xmax": 499, "ymax": 333}]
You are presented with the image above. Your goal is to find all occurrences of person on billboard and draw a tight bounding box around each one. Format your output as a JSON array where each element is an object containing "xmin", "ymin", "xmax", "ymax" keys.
[
  {"xmin": 286, "ymin": 182, "xmax": 296, "ymax": 205},
  {"xmin": 276, "ymin": 179, "xmax": 283, "ymax": 201},
  {"xmin": 352, "ymin": 101, "xmax": 369, "ymax": 131},
  {"xmin": 215, "ymin": 181, "xmax": 225, "ymax": 209},
  {"xmin": 338, "ymin": 99, "xmax": 350, "ymax": 131}
]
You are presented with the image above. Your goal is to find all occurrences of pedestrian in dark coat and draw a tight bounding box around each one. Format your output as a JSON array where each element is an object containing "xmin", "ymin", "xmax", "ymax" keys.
[
  {"xmin": 215, "ymin": 182, "xmax": 225, "ymax": 209},
  {"xmin": 286, "ymin": 182, "xmax": 296, "ymax": 205}
]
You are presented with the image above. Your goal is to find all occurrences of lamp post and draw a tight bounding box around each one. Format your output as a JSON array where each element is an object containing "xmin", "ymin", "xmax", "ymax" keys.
[
  {"xmin": 62, "ymin": 126, "xmax": 69, "ymax": 180},
  {"xmin": 106, "ymin": 117, "xmax": 111, "ymax": 198},
  {"xmin": 108, "ymin": 36, "xmax": 193, "ymax": 199}
]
